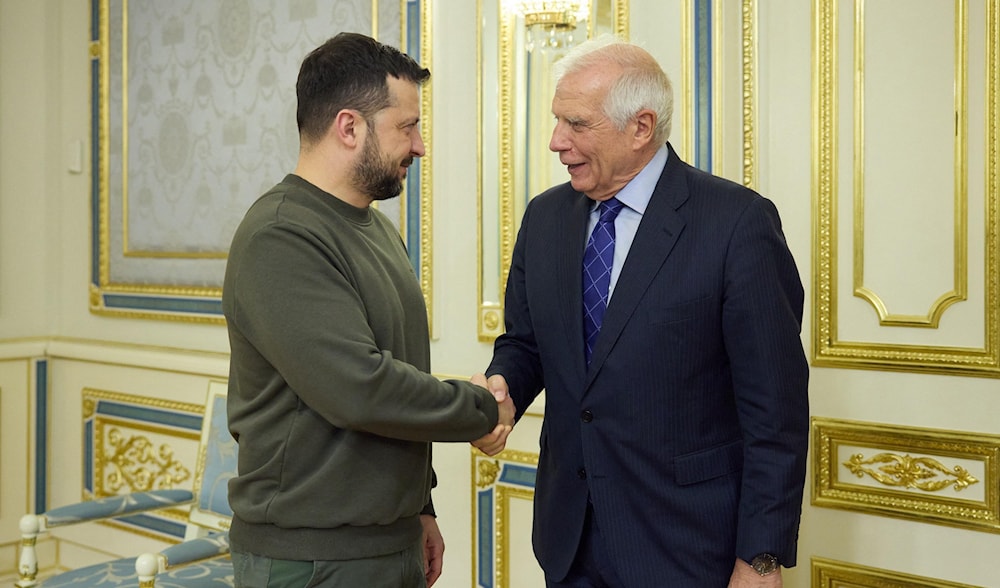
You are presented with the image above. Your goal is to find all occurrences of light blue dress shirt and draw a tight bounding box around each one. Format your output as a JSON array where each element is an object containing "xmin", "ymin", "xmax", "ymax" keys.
[{"xmin": 584, "ymin": 144, "xmax": 669, "ymax": 300}]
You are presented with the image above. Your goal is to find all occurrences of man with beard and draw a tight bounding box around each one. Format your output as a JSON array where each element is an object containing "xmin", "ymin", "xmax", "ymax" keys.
[{"xmin": 223, "ymin": 33, "xmax": 513, "ymax": 588}]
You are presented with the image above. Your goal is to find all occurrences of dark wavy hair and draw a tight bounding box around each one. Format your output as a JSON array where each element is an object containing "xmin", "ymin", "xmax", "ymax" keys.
[{"xmin": 296, "ymin": 32, "xmax": 430, "ymax": 144}]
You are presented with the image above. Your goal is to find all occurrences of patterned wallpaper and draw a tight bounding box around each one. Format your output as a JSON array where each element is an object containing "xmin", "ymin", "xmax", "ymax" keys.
[{"xmin": 102, "ymin": 0, "xmax": 399, "ymax": 288}]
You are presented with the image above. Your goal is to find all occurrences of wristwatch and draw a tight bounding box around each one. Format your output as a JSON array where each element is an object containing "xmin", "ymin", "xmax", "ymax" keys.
[{"xmin": 749, "ymin": 553, "xmax": 780, "ymax": 576}]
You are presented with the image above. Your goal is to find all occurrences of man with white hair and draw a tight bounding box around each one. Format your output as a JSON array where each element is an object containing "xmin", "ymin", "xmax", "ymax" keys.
[{"xmin": 479, "ymin": 36, "xmax": 809, "ymax": 587}]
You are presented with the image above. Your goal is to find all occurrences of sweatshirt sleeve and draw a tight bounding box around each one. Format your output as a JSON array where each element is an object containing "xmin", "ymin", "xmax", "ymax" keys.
[{"xmin": 225, "ymin": 219, "xmax": 499, "ymax": 442}]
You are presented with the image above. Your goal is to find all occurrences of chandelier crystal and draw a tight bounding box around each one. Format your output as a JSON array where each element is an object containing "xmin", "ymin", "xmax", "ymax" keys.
[{"xmin": 516, "ymin": 1, "xmax": 587, "ymax": 52}]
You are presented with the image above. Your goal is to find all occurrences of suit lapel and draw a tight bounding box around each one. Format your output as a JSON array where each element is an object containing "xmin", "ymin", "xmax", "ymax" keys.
[{"xmin": 585, "ymin": 146, "xmax": 690, "ymax": 387}]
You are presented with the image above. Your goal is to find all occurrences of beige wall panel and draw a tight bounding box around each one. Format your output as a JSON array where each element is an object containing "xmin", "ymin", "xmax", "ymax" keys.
[
  {"xmin": 2, "ymin": 0, "xmax": 231, "ymax": 359},
  {"xmin": 432, "ymin": 0, "xmax": 493, "ymax": 366},
  {"xmin": 797, "ymin": 0, "xmax": 1000, "ymax": 585},
  {"xmin": 0, "ymin": 358, "xmax": 31, "ymax": 565},
  {"xmin": 0, "ymin": 0, "xmax": 50, "ymax": 338},
  {"xmin": 855, "ymin": 1, "xmax": 969, "ymax": 326},
  {"xmin": 840, "ymin": 0, "xmax": 988, "ymax": 343},
  {"xmin": 801, "ymin": 371, "xmax": 1000, "ymax": 588},
  {"xmin": 630, "ymin": 0, "xmax": 684, "ymax": 150},
  {"xmin": 813, "ymin": 0, "xmax": 999, "ymax": 375},
  {"xmin": 755, "ymin": 0, "xmax": 814, "ymax": 281}
]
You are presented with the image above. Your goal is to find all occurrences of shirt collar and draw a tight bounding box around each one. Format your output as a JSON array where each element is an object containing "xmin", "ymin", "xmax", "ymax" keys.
[{"xmin": 600, "ymin": 144, "xmax": 669, "ymax": 215}]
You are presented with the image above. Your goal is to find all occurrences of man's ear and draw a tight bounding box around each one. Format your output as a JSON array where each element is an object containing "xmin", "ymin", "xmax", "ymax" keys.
[
  {"xmin": 632, "ymin": 109, "xmax": 656, "ymax": 149},
  {"xmin": 332, "ymin": 109, "xmax": 362, "ymax": 148}
]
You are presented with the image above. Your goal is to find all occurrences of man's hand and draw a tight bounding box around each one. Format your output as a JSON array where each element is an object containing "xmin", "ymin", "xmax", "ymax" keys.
[
  {"xmin": 470, "ymin": 374, "xmax": 515, "ymax": 456},
  {"xmin": 728, "ymin": 558, "xmax": 782, "ymax": 588},
  {"xmin": 420, "ymin": 514, "xmax": 444, "ymax": 587}
]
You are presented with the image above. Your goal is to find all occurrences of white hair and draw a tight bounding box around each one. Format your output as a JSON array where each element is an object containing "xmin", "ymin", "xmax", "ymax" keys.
[{"xmin": 553, "ymin": 35, "xmax": 673, "ymax": 144}]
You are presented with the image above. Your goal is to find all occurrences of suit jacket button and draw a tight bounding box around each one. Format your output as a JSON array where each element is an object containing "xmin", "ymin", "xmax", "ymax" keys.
[
  {"xmin": 577, "ymin": 468, "xmax": 587, "ymax": 479},
  {"xmin": 581, "ymin": 410, "xmax": 593, "ymax": 423}
]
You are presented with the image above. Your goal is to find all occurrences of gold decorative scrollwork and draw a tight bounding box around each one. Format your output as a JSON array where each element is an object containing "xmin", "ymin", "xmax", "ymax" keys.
[
  {"xmin": 813, "ymin": 417, "xmax": 1000, "ymax": 534},
  {"xmin": 741, "ymin": 0, "xmax": 757, "ymax": 189},
  {"xmin": 476, "ymin": 457, "xmax": 501, "ymax": 489},
  {"xmin": 844, "ymin": 452, "xmax": 979, "ymax": 493},
  {"xmin": 103, "ymin": 429, "xmax": 192, "ymax": 493},
  {"xmin": 83, "ymin": 397, "xmax": 96, "ymax": 418}
]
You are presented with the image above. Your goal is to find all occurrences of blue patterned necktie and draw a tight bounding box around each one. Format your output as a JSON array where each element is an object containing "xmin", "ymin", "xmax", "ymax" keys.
[{"xmin": 582, "ymin": 197, "xmax": 625, "ymax": 363}]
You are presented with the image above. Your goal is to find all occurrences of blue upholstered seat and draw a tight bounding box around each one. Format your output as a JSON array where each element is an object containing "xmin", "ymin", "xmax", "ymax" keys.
[{"xmin": 16, "ymin": 382, "xmax": 235, "ymax": 588}]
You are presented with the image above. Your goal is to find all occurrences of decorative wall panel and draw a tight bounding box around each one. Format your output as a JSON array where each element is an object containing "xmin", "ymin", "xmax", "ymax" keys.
[
  {"xmin": 89, "ymin": 0, "xmax": 431, "ymax": 322},
  {"xmin": 812, "ymin": 557, "xmax": 984, "ymax": 588},
  {"xmin": 472, "ymin": 448, "xmax": 542, "ymax": 588},
  {"xmin": 83, "ymin": 388, "xmax": 204, "ymax": 539},
  {"xmin": 476, "ymin": 0, "xmax": 630, "ymax": 341},
  {"xmin": 682, "ymin": 0, "xmax": 758, "ymax": 185},
  {"xmin": 812, "ymin": 0, "xmax": 1000, "ymax": 377},
  {"xmin": 812, "ymin": 417, "xmax": 1000, "ymax": 534}
]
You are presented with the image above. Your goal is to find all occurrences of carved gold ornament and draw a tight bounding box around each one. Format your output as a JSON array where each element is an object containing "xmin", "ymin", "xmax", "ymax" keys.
[
  {"xmin": 103, "ymin": 429, "xmax": 192, "ymax": 493},
  {"xmin": 844, "ymin": 452, "xmax": 979, "ymax": 492},
  {"xmin": 813, "ymin": 417, "xmax": 1000, "ymax": 534},
  {"xmin": 476, "ymin": 458, "xmax": 501, "ymax": 489}
]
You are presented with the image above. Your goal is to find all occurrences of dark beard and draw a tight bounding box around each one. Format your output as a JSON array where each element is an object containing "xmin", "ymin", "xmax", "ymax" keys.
[{"xmin": 353, "ymin": 129, "xmax": 408, "ymax": 201}]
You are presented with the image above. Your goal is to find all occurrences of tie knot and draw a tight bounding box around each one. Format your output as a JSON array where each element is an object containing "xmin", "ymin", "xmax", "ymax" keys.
[{"xmin": 598, "ymin": 198, "xmax": 624, "ymax": 223}]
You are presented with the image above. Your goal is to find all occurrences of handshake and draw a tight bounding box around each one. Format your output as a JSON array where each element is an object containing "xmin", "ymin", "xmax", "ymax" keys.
[{"xmin": 470, "ymin": 374, "xmax": 516, "ymax": 456}]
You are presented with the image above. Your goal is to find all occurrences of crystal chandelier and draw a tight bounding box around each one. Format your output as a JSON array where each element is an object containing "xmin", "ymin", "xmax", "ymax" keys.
[{"xmin": 515, "ymin": 1, "xmax": 588, "ymax": 52}]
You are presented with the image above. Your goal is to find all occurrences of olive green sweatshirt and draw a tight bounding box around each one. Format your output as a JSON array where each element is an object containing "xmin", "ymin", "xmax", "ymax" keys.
[{"xmin": 223, "ymin": 174, "xmax": 498, "ymax": 561}]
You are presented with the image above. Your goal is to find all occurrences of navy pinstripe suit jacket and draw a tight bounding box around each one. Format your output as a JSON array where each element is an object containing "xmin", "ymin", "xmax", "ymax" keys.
[{"xmin": 487, "ymin": 143, "xmax": 809, "ymax": 587}]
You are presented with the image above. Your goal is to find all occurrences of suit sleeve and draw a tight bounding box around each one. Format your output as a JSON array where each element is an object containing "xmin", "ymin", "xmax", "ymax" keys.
[
  {"xmin": 486, "ymin": 200, "xmax": 546, "ymax": 419},
  {"xmin": 722, "ymin": 197, "xmax": 809, "ymax": 567}
]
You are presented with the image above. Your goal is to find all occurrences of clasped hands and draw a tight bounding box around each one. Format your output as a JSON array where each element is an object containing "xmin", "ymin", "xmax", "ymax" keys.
[{"xmin": 471, "ymin": 374, "xmax": 515, "ymax": 456}]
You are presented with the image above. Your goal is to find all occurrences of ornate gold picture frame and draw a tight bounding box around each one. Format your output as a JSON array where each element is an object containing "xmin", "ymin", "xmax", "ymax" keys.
[{"xmin": 89, "ymin": 0, "xmax": 433, "ymax": 323}]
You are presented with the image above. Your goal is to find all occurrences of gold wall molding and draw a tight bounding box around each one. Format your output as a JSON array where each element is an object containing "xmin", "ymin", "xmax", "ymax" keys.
[
  {"xmin": 476, "ymin": 1, "xmax": 629, "ymax": 341},
  {"xmin": 83, "ymin": 388, "xmax": 204, "ymax": 420},
  {"xmin": 812, "ymin": 557, "xmax": 984, "ymax": 588},
  {"xmin": 91, "ymin": 0, "xmax": 432, "ymax": 324},
  {"xmin": 812, "ymin": 418, "xmax": 1000, "ymax": 534},
  {"xmin": 416, "ymin": 0, "xmax": 434, "ymax": 334},
  {"xmin": 680, "ymin": 0, "xmax": 692, "ymax": 160},
  {"xmin": 83, "ymin": 388, "xmax": 204, "ymax": 537},
  {"xmin": 851, "ymin": 0, "xmax": 967, "ymax": 328},
  {"xmin": 812, "ymin": 0, "xmax": 1000, "ymax": 377},
  {"xmin": 741, "ymin": 0, "xmax": 758, "ymax": 189},
  {"xmin": 471, "ymin": 448, "xmax": 540, "ymax": 588},
  {"xmin": 494, "ymin": 484, "xmax": 535, "ymax": 587}
]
